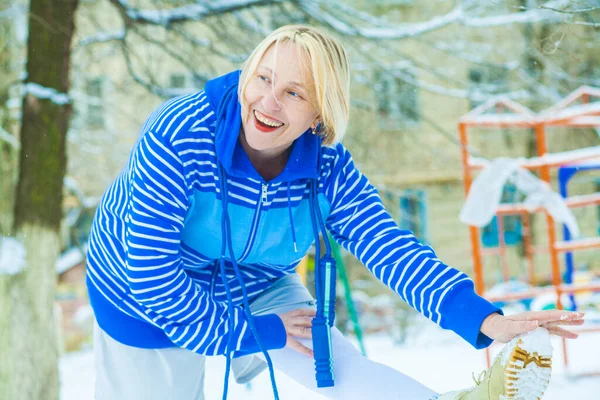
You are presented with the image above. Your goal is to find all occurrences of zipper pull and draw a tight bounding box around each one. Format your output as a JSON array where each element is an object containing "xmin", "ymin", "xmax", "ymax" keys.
[{"xmin": 261, "ymin": 183, "xmax": 268, "ymax": 204}]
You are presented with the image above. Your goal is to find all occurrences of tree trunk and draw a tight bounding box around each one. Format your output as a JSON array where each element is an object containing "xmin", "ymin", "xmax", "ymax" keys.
[
  {"xmin": 0, "ymin": 7, "xmax": 18, "ymax": 236},
  {"xmin": 0, "ymin": 121, "xmax": 17, "ymax": 236},
  {"xmin": 0, "ymin": 0, "xmax": 79, "ymax": 399}
]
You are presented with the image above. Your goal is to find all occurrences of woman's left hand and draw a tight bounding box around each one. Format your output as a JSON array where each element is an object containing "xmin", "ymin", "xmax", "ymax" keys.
[{"xmin": 480, "ymin": 310, "xmax": 585, "ymax": 343}]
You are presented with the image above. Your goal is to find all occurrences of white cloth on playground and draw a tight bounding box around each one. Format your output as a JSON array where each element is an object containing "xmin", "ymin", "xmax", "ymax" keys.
[{"xmin": 459, "ymin": 157, "xmax": 580, "ymax": 237}]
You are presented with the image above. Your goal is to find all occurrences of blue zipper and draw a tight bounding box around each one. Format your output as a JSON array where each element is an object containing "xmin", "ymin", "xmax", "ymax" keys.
[{"xmin": 237, "ymin": 182, "xmax": 268, "ymax": 263}]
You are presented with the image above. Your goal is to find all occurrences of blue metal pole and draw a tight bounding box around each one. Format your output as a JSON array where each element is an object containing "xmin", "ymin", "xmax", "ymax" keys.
[{"xmin": 558, "ymin": 166, "xmax": 577, "ymax": 310}]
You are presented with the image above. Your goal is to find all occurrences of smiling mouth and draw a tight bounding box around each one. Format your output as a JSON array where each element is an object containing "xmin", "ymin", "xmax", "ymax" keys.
[{"xmin": 253, "ymin": 110, "xmax": 284, "ymax": 131}]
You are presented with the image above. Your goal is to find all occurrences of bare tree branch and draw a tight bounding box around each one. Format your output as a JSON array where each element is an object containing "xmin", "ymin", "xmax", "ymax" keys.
[
  {"xmin": 78, "ymin": 30, "xmax": 125, "ymax": 47},
  {"xmin": 567, "ymin": 20, "xmax": 600, "ymax": 26},
  {"xmin": 298, "ymin": 2, "xmax": 464, "ymax": 39},
  {"xmin": 170, "ymin": 26, "xmax": 247, "ymax": 63},
  {"xmin": 129, "ymin": 24, "xmax": 211, "ymax": 83},
  {"xmin": 99, "ymin": 0, "xmax": 598, "ymax": 121},
  {"xmin": 462, "ymin": 7, "xmax": 563, "ymax": 27},
  {"xmin": 108, "ymin": 0, "xmax": 282, "ymax": 27},
  {"xmin": 119, "ymin": 33, "xmax": 185, "ymax": 98},
  {"xmin": 419, "ymin": 38, "xmax": 521, "ymax": 70},
  {"xmin": 108, "ymin": 0, "xmax": 569, "ymax": 39},
  {"xmin": 299, "ymin": 1, "xmax": 567, "ymax": 39},
  {"xmin": 540, "ymin": 5, "xmax": 600, "ymax": 14},
  {"xmin": 0, "ymin": 125, "xmax": 19, "ymax": 149}
]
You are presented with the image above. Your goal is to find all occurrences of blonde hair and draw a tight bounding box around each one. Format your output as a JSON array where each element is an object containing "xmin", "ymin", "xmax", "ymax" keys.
[{"xmin": 239, "ymin": 25, "xmax": 350, "ymax": 145}]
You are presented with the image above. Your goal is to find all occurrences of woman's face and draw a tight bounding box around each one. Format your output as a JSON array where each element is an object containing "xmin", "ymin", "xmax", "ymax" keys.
[{"xmin": 242, "ymin": 41, "xmax": 319, "ymax": 157}]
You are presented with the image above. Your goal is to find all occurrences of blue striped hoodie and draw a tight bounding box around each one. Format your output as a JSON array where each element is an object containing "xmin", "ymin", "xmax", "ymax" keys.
[{"xmin": 86, "ymin": 70, "xmax": 500, "ymax": 359}]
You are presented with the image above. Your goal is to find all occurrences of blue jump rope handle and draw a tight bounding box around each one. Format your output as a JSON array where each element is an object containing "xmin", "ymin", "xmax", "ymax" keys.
[
  {"xmin": 312, "ymin": 318, "xmax": 334, "ymax": 388},
  {"xmin": 312, "ymin": 257, "xmax": 337, "ymax": 388}
]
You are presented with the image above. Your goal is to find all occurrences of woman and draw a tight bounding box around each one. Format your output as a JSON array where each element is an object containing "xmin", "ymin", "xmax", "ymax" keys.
[{"xmin": 87, "ymin": 25, "xmax": 584, "ymax": 400}]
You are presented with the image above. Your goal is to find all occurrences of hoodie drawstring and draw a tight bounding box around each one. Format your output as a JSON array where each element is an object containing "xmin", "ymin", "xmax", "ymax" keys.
[
  {"xmin": 217, "ymin": 169, "xmax": 336, "ymax": 395},
  {"xmin": 217, "ymin": 165, "xmax": 280, "ymax": 400},
  {"xmin": 287, "ymin": 182, "xmax": 298, "ymax": 253}
]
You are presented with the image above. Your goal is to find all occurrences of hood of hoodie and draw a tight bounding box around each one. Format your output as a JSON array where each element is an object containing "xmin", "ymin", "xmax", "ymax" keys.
[{"xmin": 204, "ymin": 70, "xmax": 321, "ymax": 182}]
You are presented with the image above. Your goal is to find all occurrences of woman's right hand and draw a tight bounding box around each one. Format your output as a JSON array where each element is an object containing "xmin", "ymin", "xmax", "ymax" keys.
[{"xmin": 278, "ymin": 308, "xmax": 316, "ymax": 357}]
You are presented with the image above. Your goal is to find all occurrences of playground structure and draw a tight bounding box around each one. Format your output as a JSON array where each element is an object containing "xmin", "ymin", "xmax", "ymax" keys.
[{"xmin": 458, "ymin": 86, "xmax": 600, "ymax": 376}]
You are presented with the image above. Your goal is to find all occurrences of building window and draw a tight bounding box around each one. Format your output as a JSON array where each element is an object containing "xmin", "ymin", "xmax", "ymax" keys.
[
  {"xmin": 86, "ymin": 77, "xmax": 105, "ymax": 130},
  {"xmin": 398, "ymin": 189, "xmax": 429, "ymax": 244},
  {"xmin": 191, "ymin": 74, "xmax": 205, "ymax": 89},
  {"xmin": 468, "ymin": 65, "xmax": 509, "ymax": 109},
  {"xmin": 481, "ymin": 184, "xmax": 522, "ymax": 247},
  {"xmin": 374, "ymin": 68, "xmax": 420, "ymax": 130},
  {"xmin": 169, "ymin": 73, "xmax": 187, "ymax": 89}
]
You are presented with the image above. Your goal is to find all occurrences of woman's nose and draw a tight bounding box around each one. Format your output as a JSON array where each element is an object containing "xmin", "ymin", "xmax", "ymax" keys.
[{"xmin": 262, "ymin": 90, "xmax": 282, "ymax": 112}]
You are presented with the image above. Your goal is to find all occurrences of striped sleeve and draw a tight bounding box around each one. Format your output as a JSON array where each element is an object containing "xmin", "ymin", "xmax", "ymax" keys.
[
  {"xmin": 323, "ymin": 145, "xmax": 500, "ymax": 349},
  {"xmin": 124, "ymin": 130, "xmax": 285, "ymax": 355}
]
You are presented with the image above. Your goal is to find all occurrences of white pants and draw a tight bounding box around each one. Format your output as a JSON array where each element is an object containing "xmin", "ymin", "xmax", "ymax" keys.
[{"xmin": 94, "ymin": 274, "xmax": 438, "ymax": 400}]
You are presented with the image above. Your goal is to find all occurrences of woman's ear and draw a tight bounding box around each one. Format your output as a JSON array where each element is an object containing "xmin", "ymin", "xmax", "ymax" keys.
[{"xmin": 311, "ymin": 119, "xmax": 321, "ymax": 131}]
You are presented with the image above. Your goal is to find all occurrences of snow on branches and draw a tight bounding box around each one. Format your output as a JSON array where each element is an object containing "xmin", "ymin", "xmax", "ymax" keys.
[
  {"xmin": 110, "ymin": 0, "xmax": 571, "ymax": 40},
  {"xmin": 23, "ymin": 82, "xmax": 71, "ymax": 105},
  {"xmin": 110, "ymin": 0, "xmax": 279, "ymax": 27},
  {"xmin": 0, "ymin": 237, "xmax": 27, "ymax": 276}
]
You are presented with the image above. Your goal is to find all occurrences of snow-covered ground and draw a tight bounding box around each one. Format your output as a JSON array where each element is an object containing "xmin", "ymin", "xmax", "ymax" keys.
[{"xmin": 60, "ymin": 320, "xmax": 600, "ymax": 399}]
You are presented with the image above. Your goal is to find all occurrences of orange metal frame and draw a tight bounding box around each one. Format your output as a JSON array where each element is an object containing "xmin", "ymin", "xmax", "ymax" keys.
[{"xmin": 458, "ymin": 86, "xmax": 600, "ymax": 375}]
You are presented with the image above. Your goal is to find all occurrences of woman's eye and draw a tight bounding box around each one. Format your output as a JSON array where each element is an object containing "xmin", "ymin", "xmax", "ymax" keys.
[
  {"xmin": 259, "ymin": 75, "xmax": 269, "ymax": 83},
  {"xmin": 288, "ymin": 91, "xmax": 300, "ymax": 98}
]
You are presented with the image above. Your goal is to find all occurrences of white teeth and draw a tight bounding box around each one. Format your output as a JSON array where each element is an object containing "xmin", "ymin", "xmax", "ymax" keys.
[{"xmin": 254, "ymin": 110, "xmax": 283, "ymax": 127}]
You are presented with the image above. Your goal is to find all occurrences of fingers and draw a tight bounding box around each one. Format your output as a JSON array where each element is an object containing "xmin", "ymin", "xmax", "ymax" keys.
[
  {"xmin": 542, "ymin": 319, "xmax": 585, "ymax": 329},
  {"xmin": 293, "ymin": 316, "xmax": 315, "ymax": 327},
  {"xmin": 287, "ymin": 336, "xmax": 314, "ymax": 357},
  {"xmin": 286, "ymin": 324, "xmax": 313, "ymax": 339},
  {"xmin": 512, "ymin": 310, "xmax": 585, "ymax": 324},
  {"xmin": 279, "ymin": 308, "xmax": 315, "ymax": 335},
  {"xmin": 286, "ymin": 308, "xmax": 316, "ymax": 318},
  {"xmin": 546, "ymin": 311, "xmax": 585, "ymax": 323},
  {"xmin": 547, "ymin": 326, "xmax": 579, "ymax": 339}
]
